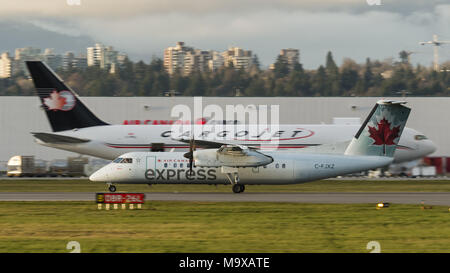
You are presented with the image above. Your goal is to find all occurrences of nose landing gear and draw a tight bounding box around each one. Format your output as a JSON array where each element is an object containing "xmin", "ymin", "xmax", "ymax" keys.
[{"xmin": 107, "ymin": 184, "xmax": 117, "ymax": 192}]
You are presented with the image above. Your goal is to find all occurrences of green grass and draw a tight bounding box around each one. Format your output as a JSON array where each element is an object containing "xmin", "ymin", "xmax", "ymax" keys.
[
  {"xmin": 0, "ymin": 201, "xmax": 449, "ymax": 253},
  {"xmin": 1, "ymin": 178, "xmax": 450, "ymax": 192}
]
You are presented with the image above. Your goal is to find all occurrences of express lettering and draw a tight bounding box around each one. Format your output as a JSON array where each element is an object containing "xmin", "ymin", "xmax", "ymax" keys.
[{"xmin": 145, "ymin": 169, "xmax": 216, "ymax": 181}]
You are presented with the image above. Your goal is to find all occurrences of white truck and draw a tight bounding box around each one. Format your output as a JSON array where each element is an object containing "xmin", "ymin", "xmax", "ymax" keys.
[
  {"xmin": 7, "ymin": 156, "xmax": 36, "ymax": 177},
  {"xmin": 411, "ymin": 166, "xmax": 437, "ymax": 177}
]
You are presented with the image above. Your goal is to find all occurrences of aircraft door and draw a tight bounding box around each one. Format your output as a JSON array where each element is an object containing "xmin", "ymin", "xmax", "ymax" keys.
[
  {"xmin": 145, "ymin": 156, "xmax": 157, "ymax": 181},
  {"xmin": 132, "ymin": 157, "xmax": 143, "ymax": 178}
]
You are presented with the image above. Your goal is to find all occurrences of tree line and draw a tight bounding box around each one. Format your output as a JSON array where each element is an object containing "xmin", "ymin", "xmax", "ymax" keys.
[{"xmin": 0, "ymin": 51, "xmax": 449, "ymax": 97}]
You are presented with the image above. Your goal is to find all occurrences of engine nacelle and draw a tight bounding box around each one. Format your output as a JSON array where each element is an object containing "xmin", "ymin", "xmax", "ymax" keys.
[{"xmin": 194, "ymin": 146, "xmax": 273, "ymax": 167}]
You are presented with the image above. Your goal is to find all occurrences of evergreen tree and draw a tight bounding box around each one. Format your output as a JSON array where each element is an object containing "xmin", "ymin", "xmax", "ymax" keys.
[
  {"xmin": 325, "ymin": 51, "xmax": 340, "ymax": 95},
  {"xmin": 273, "ymin": 55, "xmax": 289, "ymax": 78}
]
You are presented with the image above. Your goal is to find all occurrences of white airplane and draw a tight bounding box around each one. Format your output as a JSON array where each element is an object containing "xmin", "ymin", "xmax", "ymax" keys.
[
  {"xmin": 26, "ymin": 61, "xmax": 436, "ymax": 163},
  {"xmin": 90, "ymin": 100, "xmax": 410, "ymax": 193}
]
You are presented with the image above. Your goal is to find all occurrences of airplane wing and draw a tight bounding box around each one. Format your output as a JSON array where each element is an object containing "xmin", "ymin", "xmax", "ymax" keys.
[
  {"xmin": 176, "ymin": 138, "xmax": 258, "ymax": 150},
  {"xmin": 176, "ymin": 138, "xmax": 224, "ymax": 148},
  {"xmin": 31, "ymin": 132, "xmax": 90, "ymax": 144}
]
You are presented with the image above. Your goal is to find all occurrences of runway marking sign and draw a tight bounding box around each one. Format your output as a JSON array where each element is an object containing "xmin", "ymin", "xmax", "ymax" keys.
[
  {"xmin": 96, "ymin": 193, "xmax": 145, "ymax": 210},
  {"xmin": 96, "ymin": 193, "xmax": 145, "ymax": 204}
]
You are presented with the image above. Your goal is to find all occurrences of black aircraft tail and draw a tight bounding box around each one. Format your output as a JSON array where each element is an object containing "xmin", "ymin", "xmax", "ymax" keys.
[{"xmin": 26, "ymin": 61, "xmax": 109, "ymax": 132}]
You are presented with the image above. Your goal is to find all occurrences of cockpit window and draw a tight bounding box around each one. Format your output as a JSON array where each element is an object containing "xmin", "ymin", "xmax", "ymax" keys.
[
  {"xmin": 113, "ymin": 158, "xmax": 132, "ymax": 163},
  {"xmin": 120, "ymin": 158, "xmax": 133, "ymax": 163},
  {"xmin": 415, "ymin": 135, "xmax": 428, "ymax": 141}
]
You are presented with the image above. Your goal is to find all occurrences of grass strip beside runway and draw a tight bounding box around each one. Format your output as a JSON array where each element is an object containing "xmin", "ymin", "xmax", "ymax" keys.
[{"xmin": 0, "ymin": 201, "xmax": 449, "ymax": 253}]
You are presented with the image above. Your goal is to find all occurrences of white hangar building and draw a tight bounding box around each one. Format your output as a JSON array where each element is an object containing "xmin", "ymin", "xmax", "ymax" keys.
[{"xmin": 0, "ymin": 96, "xmax": 447, "ymax": 163}]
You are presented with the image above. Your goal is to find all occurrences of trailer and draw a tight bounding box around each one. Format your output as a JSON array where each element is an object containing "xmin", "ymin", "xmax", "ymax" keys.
[
  {"xmin": 411, "ymin": 166, "xmax": 437, "ymax": 177},
  {"xmin": 67, "ymin": 157, "xmax": 89, "ymax": 177},
  {"xmin": 48, "ymin": 159, "xmax": 68, "ymax": 177}
]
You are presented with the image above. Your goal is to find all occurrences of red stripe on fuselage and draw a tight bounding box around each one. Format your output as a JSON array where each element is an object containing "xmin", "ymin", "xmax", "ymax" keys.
[{"xmin": 106, "ymin": 145, "xmax": 308, "ymax": 149}]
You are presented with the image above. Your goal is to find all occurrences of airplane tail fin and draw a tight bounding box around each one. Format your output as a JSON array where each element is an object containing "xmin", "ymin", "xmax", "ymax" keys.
[
  {"xmin": 344, "ymin": 100, "xmax": 411, "ymax": 157},
  {"xmin": 26, "ymin": 61, "xmax": 109, "ymax": 132}
]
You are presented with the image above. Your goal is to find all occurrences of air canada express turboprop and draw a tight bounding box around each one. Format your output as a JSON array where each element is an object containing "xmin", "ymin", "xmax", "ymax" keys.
[
  {"xmin": 90, "ymin": 100, "xmax": 411, "ymax": 193},
  {"xmin": 26, "ymin": 61, "xmax": 436, "ymax": 163}
]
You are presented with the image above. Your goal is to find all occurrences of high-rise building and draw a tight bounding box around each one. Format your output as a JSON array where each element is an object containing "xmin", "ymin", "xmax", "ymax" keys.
[
  {"xmin": 208, "ymin": 51, "xmax": 224, "ymax": 71},
  {"xmin": 87, "ymin": 44, "xmax": 101, "ymax": 66},
  {"xmin": 42, "ymin": 48, "xmax": 63, "ymax": 71},
  {"xmin": 72, "ymin": 55, "xmax": 88, "ymax": 70},
  {"xmin": 63, "ymin": 52, "xmax": 75, "ymax": 70},
  {"xmin": 222, "ymin": 47, "xmax": 253, "ymax": 70},
  {"xmin": 87, "ymin": 43, "xmax": 119, "ymax": 69},
  {"xmin": 103, "ymin": 46, "xmax": 118, "ymax": 69},
  {"xmin": 0, "ymin": 52, "xmax": 13, "ymax": 78},
  {"xmin": 14, "ymin": 47, "xmax": 42, "ymax": 74},
  {"xmin": 63, "ymin": 52, "xmax": 87, "ymax": 70},
  {"xmin": 184, "ymin": 50, "xmax": 212, "ymax": 75},
  {"xmin": 164, "ymin": 43, "xmax": 255, "ymax": 74},
  {"xmin": 164, "ymin": 42, "xmax": 195, "ymax": 75},
  {"xmin": 279, "ymin": 48, "xmax": 300, "ymax": 71},
  {"xmin": 15, "ymin": 47, "xmax": 41, "ymax": 61}
]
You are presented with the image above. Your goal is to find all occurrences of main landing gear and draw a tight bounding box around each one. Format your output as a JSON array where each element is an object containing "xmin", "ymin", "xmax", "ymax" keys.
[
  {"xmin": 232, "ymin": 184, "xmax": 245, "ymax": 193},
  {"xmin": 225, "ymin": 171, "xmax": 245, "ymax": 193}
]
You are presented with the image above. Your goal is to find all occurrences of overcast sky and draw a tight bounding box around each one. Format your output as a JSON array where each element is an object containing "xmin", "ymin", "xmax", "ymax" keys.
[{"xmin": 1, "ymin": 0, "xmax": 449, "ymax": 68}]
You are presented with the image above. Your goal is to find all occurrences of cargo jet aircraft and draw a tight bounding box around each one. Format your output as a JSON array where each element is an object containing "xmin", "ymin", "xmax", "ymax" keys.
[
  {"xmin": 90, "ymin": 100, "xmax": 411, "ymax": 193},
  {"xmin": 26, "ymin": 61, "xmax": 436, "ymax": 163}
]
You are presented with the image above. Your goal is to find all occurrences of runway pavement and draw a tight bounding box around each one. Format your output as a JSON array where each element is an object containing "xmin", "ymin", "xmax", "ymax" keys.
[{"xmin": 0, "ymin": 192, "xmax": 449, "ymax": 205}]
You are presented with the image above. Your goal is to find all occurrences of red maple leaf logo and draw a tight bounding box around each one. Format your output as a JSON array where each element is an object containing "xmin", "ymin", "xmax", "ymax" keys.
[
  {"xmin": 43, "ymin": 90, "xmax": 67, "ymax": 111},
  {"xmin": 368, "ymin": 118, "xmax": 400, "ymax": 145}
]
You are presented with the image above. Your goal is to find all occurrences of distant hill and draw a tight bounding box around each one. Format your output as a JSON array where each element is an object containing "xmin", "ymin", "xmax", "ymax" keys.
[{"xmin": 0, "ymin": 20, "xmax": 95, "ymax": 55}]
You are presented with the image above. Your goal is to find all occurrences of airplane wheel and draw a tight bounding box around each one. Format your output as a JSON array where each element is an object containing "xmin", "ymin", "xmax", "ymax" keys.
[
  {"xmin": 108, "ymin": 185, "xmax": 117, "ymax": 192},
  {"xmin": 232, "ymin": 184, "xmax": 244, "ymax": 194}
]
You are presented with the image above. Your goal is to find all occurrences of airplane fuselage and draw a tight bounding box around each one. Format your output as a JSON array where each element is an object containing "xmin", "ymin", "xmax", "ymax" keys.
[
  {"xmin": 35, "ymin": 124, "xmax": 436, "ymax": 163},
  {"xmin": 90, "ymin": 151, "xmax": 393, "ymax": 185}
]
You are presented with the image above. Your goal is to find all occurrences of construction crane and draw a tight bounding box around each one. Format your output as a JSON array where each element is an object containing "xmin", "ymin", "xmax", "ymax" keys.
[
  {"xmin": 419, "ymin": 34, "xmax": 450, "ymax": 71},
  {"xmin": 399, "ymin": 50, "xmax": 422, "ymax": 64}
]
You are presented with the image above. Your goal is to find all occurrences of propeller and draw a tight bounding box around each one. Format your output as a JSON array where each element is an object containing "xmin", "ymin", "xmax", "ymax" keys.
[{"xmin": 183, "ymin": 137, "xmax": 196, "ymax": 174}]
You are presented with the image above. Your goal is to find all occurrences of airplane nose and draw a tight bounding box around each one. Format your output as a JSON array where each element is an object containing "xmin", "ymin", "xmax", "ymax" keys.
[
  {"xmin": 424, "ymin": 140, "xmax": 437, "ymax": 156},
  {"xmin": 89, "ymin": 167, "xmax": 109, "ymax": 182}
]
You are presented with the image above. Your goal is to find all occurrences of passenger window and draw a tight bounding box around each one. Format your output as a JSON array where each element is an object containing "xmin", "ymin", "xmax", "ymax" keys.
[
  {"xmin": 282, "ymin": 163, "xmax": 286, "ymax": 168},
  {"xmin": 275, "ymin": 163, "xmax": 279, "ymax": 168},
  {"xmin": 174, "ymin": 163, "xmax": 177, "ymax": 168},
  {"xmin": 180, "ymin": 163, "xmax": 183, "ymax": 168},
  {"xmin": 164, "ymin": 163, "xmax": 168, "ymax": 168}
]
